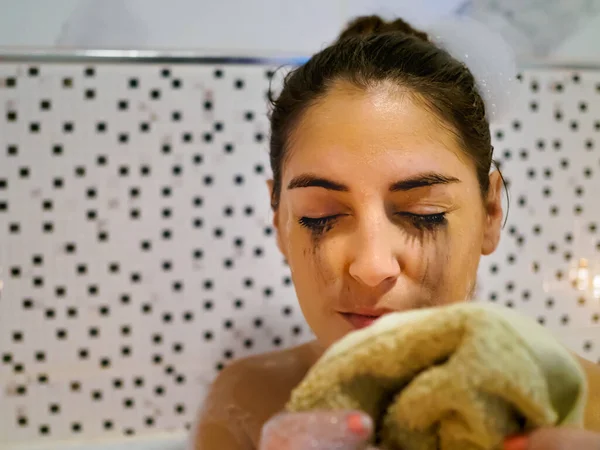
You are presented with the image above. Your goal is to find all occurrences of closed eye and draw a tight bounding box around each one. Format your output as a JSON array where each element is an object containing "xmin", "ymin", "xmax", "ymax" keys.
[
  {"xmin": 398, "ymin": 212, "xmax": 447, "ymax": 231},
  {"xmin": 298, "ymin": 215, "xmax": 341, "ymax": 230},
  {"xmin": 298, "ymin": 213, "xmax": 447, "ymax": 233}
]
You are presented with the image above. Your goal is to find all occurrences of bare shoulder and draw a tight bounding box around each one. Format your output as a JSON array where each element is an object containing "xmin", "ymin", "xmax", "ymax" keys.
[
  {"xmin": 192, "ymin": 341, "xmax": 321, "ymax": 449},
  {"xmin": 576, "ymin": 355, "xmax": 600, "ymax": 432}
]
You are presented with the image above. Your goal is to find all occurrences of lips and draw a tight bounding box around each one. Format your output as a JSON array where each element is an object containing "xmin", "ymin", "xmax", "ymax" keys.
[{"xmin": 341, "ymin": 313, "xmax": 385, "ymax": 329}]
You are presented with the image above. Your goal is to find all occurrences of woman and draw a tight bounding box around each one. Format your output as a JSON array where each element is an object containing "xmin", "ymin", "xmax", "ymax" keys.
[{"xmin": 194, "ymin": 16, "xmax": 600, "ymax": 450}]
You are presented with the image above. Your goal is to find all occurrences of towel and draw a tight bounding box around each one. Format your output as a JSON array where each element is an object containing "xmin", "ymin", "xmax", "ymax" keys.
[{"xmin": 286, "ymin": 302, "xmax": 588, "ymax": 450}]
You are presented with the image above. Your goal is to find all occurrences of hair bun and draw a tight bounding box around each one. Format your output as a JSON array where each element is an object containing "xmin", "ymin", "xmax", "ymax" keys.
[{"xmin": 338, "ymin": 15, "xmax": 429, "ymax": 42}]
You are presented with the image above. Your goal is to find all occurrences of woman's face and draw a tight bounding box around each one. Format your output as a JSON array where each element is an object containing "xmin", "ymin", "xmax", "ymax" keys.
[{"xmin": 270, "ymin": 81, "xmax": 504, "ymax": 349}]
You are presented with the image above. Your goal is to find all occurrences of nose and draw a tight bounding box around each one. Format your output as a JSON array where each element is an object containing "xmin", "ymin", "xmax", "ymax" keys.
[{"xmin": 348, "ymin": 217, "xmax": 401, "ymax": 288}]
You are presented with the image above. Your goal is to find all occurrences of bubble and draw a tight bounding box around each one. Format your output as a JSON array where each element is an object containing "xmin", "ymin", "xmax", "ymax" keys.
[{"xmin": 427, "ymin": 17, "xmax": 520, "ymax": 123}]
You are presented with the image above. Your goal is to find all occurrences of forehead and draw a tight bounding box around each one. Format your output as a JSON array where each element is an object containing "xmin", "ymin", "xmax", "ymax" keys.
[{"xmin": 285, "ymin": 81, "xmax": 474, "ymax": 180}]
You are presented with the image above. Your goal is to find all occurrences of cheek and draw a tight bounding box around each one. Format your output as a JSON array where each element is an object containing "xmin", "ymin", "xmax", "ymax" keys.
[
  {"xmin": 406, "ymin": 217, "xmax": 481, "ymax": 305},
  {"xmin": 410, "ymin": 228, "xmax": 451, "ymax": 287},
  {"xmin": 433, "ymin": 220, "xmax": 483, "ymax": 300},
  {"xmin": 288, "ymin": 229, "xmax": 341, "ymax": 287}
]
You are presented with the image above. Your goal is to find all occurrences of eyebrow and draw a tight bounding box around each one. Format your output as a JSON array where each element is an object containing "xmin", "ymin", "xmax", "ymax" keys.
[{"xmin": 287, "ymin": 172, "xmax": 460, "ymax": 192}]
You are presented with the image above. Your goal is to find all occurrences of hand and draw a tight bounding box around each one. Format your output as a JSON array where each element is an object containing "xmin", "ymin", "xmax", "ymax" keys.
[
  {"xmin": 259, "ymin": 410, "xmax": 379, "ymax": 450},
  {"xmin": 504, "ymin": 427, "xmax": 600, "ymax": 450}
]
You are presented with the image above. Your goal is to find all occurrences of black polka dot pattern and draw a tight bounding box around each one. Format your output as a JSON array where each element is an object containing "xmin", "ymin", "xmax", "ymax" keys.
[
  {"xmin": 480, "ymin": 70, "xmax": 600, "ymax": 358},
  {"xmin": 0, "ymin": 62, "xmax": 304, "ymax": 444}
]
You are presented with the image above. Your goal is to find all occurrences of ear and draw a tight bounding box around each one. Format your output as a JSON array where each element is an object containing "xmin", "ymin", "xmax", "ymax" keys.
[
  {"xmin": 481, "ymin": 170, "xmax": 504, "ymax": 256},
  {"xmin": 266, "ymin": 179, "xmax": 287, "ymax": 258}
]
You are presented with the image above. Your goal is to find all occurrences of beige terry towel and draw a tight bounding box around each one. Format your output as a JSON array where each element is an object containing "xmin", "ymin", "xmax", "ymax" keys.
[{"xmin": 286, "ymin": 303, "xmax": 588, "ymax": 450}]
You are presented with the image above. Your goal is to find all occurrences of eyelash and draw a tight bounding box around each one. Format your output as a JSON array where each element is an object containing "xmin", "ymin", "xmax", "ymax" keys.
[
  {"xmin": 298, "ymin": 216, "xmax": 336, "ymax": 229},
  {"xmin": 298, "ymin": 213, "xmax": 447, "ymax": 232}
]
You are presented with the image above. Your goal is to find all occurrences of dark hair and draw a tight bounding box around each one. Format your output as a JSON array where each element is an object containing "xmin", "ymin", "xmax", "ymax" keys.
[{"xmin": 268, "ymin": 15, "xmax": 499, "ymax": 210}]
